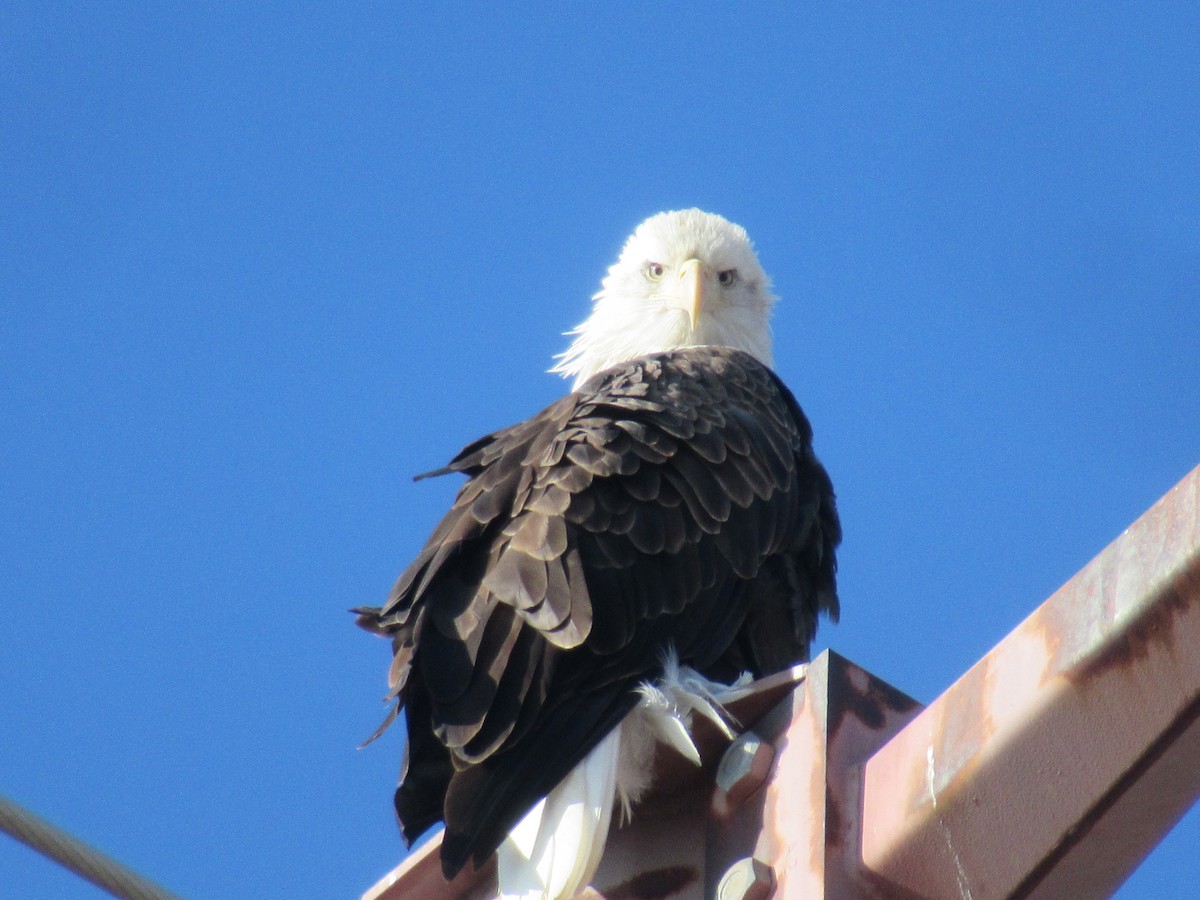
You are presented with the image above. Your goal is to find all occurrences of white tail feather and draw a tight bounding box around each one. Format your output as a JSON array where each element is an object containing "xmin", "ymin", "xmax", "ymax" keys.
[
  {"xmin": 496, "ymin": 727, "xmax": 620, "ymax": 900},
  {"xmin": 495, "ymin": 650, "xmax": 753, "ymax": 898}
]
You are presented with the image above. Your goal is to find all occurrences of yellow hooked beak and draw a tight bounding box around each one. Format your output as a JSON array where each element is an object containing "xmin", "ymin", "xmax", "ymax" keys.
[{"xmin": 676, "ymin": 258, "xmax": 704, "ymax": 329}]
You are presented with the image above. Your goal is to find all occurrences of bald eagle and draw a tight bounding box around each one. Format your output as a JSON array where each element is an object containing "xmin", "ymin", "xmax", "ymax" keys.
[{"xmin": 357, "ymin": 210, "xmax": 840, "ymax": 899}]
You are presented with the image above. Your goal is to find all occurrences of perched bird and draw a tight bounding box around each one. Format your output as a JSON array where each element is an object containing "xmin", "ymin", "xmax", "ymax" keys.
[{"xmin": 357, "ymin": 209, "xmax": 840, "ymax": 899}]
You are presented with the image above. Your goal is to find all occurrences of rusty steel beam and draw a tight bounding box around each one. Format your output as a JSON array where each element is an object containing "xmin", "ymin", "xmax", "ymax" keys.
[
  {"xmin": 861, "ymin": 464, "xmax": 1200, "ymax": 899},
  {"xmin": 704, "ymin": 651, "xmax": 921, "ymax": 898}
]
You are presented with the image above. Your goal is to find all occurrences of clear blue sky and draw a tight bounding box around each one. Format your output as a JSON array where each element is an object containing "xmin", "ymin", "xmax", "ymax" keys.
[{"xmin": 3, "ymin": 5, "xmax": 1198, "ymax": 897}]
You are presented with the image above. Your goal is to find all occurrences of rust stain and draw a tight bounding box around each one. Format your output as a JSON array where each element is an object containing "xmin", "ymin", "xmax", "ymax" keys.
[
  {"xmin": 826, "ymin": 655, "xmax": 920, "ymax": 737},
  {"xmin": 601, "ymin": 865, "xmax": 698, "ymax": 899},
  {"xmin": 824, "ymin": 783, "xmax": 842, "ymax": 850},
  {"xmin": 1069, "ymin": 552, "xmax": 1200, "ymax": 683}
]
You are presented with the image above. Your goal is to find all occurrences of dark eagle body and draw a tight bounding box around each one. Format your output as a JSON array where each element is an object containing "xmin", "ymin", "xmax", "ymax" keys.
[{"xmin": 357, "ymin": 345, "xmax": 839, "ymax": 879}]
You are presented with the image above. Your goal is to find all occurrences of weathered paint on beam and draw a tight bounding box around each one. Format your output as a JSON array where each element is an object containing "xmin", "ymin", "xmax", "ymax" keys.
[{"xmin": 861, "ymin": 464, "xmax": 1200, "ymax": 899}]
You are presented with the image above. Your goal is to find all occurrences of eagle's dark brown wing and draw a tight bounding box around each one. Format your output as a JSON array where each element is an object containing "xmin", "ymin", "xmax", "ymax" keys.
[{"xmin": 356, "ymin": 345, "xmax": 839, "ymax": 877}]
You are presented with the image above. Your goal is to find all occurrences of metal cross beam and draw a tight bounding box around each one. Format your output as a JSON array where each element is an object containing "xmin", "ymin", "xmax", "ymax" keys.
[{"xmin": 862, "ymin": 464, "xmax": 1200, "ymax": 898}]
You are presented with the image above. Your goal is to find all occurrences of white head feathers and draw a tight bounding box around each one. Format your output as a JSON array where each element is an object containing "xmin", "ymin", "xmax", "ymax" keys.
[{"xmin": 551, "ymin": 209, "xmax": 778, "ymax": 389}]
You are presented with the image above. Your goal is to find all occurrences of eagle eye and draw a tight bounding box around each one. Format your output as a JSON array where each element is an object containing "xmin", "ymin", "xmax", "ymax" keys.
[
  {"xmin": 645, "ymin": 262, "xmax": 665, "ymax": 281},
  {"xmin": 717, "ymin": 269, "xmax": 737, "ymax": 287}
]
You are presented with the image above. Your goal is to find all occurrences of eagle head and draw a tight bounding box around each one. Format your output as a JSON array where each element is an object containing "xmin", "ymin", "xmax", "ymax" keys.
[{"xmin": 551, "ymin": 209, "xmax": 778, "ymax": 388}]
